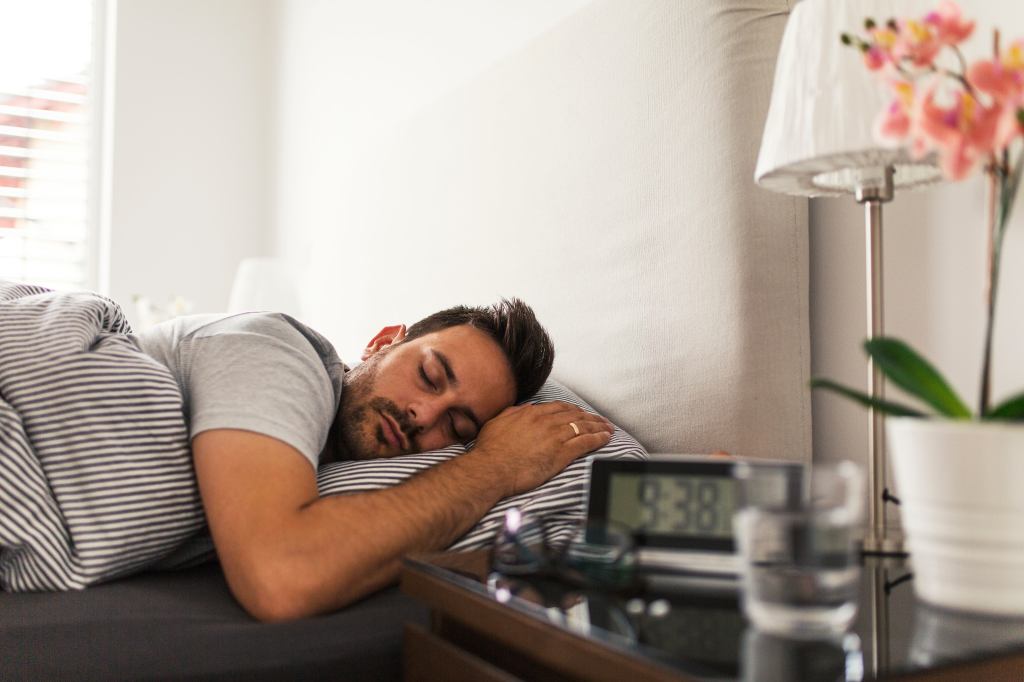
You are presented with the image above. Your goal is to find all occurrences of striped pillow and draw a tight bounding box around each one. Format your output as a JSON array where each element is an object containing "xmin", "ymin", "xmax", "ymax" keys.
[{"xmin": 317, "ymin": 379, "xmax": 648, "ymax": 551}]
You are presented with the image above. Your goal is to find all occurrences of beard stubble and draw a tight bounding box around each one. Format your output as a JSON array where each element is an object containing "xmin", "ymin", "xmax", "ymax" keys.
[{"xmin": 337, "ymin": 356, "xmax": 417, "ymax": 460}]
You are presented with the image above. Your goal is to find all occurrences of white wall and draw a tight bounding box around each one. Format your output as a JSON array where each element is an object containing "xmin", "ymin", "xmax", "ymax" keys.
[
  {"xmin": 106, "ymin": 0, "xmax": 276, "ymax": 326},
  {"xmin": 271, "ymin": 0, "xmax": 591, "ymax": 356}
]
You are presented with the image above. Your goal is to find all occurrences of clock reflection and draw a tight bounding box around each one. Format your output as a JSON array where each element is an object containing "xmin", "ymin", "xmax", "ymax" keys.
[{"xmin": 488, "ymin": 571, "xmax": 746, "ymax": 679}]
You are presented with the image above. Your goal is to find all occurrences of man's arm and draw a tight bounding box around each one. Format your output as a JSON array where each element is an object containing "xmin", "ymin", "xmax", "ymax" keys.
[{"xmin": 192, "ymin": 402, "xmax": 612, "ymax": 622}]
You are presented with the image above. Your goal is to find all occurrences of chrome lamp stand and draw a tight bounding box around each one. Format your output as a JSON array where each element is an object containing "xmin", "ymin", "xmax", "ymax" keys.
[{"xmin": 855, "ymin": 166, "xmax": 905, "ymax": 556}]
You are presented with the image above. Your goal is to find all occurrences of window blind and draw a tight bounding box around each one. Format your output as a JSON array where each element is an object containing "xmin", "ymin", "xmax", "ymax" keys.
[{"xmin": 0, "ymin": 1, "xmax": 93, "ymax": 291}]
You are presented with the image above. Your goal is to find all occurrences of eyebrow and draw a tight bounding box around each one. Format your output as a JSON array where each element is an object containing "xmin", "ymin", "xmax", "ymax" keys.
[{"xmin": 430, "ymin": 349, "xmax": 482, "ymax": 431}]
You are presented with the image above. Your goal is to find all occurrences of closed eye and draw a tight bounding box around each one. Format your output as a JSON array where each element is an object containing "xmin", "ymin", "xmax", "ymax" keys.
[{"xmin": 419, "ymin": 365, "xmax": 437, "ymax": 391}]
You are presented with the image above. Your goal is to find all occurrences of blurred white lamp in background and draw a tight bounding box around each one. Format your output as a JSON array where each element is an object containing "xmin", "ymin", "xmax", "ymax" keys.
[
  {"xmin": 227, "ymin": 257, "xmax": 305, "ymax": 318},
  {"xmin": 754, "ymin": 0, "xmax": 942, "ymax": 555}
]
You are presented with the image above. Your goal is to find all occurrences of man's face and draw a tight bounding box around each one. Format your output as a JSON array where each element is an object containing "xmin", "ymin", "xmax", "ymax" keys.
[{"xmin": 337, "ymin": 324, "xmax": 516, "ymax": 460}]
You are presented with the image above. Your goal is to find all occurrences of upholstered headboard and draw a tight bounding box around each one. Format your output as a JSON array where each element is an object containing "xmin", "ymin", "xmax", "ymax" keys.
[{"xmin": 303, "ymin": 0, "xmax": 809, "ymax": 461}]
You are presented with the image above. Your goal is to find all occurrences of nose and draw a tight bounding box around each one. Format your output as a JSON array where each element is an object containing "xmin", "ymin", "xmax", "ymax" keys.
[{"xmin": 407, "ymin": 396, "xmax": 447, "ymax": 432}]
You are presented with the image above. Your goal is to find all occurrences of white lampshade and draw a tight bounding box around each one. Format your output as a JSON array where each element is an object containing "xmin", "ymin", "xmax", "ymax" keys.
[
  {"xmin": 755, "ymin": 0, "xmax": 942, "ymax": 196},
  {"xmin": 227, "ymin": 257, "xmax": 305, "ymax": 318}
]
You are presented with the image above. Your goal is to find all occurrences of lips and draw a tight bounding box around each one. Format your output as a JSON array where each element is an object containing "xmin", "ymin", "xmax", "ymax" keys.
[{"xmin": 380, "ymin": 411, "xmax": 408, "ymax": 452}]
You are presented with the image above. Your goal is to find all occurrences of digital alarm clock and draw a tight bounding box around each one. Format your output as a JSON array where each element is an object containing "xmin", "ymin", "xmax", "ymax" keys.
[{"xmin": 585, "ymin": 455, "xmax": 805, "ymax": 577}]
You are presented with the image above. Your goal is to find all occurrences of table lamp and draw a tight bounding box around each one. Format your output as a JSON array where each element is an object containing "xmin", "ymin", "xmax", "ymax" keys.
[{"xmin": 755, "ymin": 0, "xmax": 942, "ymax": 555}]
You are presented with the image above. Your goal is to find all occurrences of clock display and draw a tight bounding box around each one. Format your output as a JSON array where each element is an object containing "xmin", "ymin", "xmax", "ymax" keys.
[
  {"xmin": 607, "ymin": 473, "xmax": 736, "ymax": 539},
  {"xmin": 586, "ymin": 457, "xmax": 804, "ymax": 568}
]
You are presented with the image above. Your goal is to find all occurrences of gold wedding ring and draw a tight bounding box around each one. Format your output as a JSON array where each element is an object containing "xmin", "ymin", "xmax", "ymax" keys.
[{"xmin": 569, "ymin": 421, "xmax": 580, "ymax": 436}]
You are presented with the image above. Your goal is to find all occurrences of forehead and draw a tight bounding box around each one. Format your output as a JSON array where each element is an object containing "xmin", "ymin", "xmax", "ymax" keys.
[{"xmin": 406, "ymin": 325, "xmax": 516, "ymax": 417}]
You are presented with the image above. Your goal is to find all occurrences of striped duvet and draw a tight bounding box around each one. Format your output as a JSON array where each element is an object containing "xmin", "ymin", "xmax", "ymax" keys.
[
  {"xmin": 0, "ymin": 281, "xmax": 205, "ymax": 591},
  {"xmin": 0, "ymin": 281, "xmax": 647, "ymax": 592}
]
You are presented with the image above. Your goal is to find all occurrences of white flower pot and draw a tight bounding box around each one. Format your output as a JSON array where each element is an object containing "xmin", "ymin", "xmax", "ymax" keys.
[{"xmin": 888, "ymin": 417, "xmax": 1024, "ymax": 616}]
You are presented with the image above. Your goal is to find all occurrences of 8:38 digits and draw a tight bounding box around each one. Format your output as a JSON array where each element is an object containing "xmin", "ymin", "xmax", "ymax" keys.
[{"xmin": 637, "ymin": 476, "xmax": 730, "ymax": 536}]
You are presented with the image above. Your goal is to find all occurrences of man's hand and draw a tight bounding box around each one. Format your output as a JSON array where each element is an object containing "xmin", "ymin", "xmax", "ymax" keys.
[{"xmin": 472, "ymin": 401, "xmax": 614, "ymax": 496}]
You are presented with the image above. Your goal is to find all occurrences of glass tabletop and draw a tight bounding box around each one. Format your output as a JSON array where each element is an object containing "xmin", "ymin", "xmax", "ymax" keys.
[{"xmin": 406, "ymin": 551, "xmax": 1024, "ymax": 681}]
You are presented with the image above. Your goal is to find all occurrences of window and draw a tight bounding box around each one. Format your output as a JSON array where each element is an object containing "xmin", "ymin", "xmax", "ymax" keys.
[{"xmin": 0, "ymin": 0, "xmax": 97, "ymax": 291}]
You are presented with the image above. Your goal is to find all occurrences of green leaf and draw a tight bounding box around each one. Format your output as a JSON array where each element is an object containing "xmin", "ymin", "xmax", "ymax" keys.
[
  {"xmin": 863, "ymin": 338, "xmax": 972, "ymax": 418},
  {"xmin": 988, "ymin": 391, "xmax": 1024, "ymax": 420},
  {"xmin": 809, "ymin": 378, "xmax": 927, "ymax": 417}
]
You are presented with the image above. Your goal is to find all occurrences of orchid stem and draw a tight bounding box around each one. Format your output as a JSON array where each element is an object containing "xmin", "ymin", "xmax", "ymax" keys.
[
  {"xmin": 924, "ymin": 62, "xmax": 976, "ymax": 98},
  {"xmin": 979, "ymin": 164, "xmax": 999, "ymax": 416},
  {"xmin": 979, "ymin": 147, "xmax": 1018, "ymax": 417},
  {"xmin": 952, "ymin": 45, "xmax": 969, "ymax": 75}
]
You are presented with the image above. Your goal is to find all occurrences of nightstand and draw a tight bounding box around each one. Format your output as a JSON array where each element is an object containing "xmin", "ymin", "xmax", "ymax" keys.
[{"xmin": 401, "ymin": 550, "xmax": 1024, "ymax": 681}]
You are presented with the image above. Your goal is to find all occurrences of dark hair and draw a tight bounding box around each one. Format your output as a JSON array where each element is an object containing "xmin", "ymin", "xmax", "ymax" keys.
[{"xmin": 404, "ymin": 298, "xmax": 554, "ymax": 403}]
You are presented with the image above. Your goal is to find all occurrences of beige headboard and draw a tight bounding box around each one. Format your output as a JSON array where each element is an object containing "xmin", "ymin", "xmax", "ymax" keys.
[{"xmin": 304, "ymin": 0, "xmax": 809, "ymax": 461}]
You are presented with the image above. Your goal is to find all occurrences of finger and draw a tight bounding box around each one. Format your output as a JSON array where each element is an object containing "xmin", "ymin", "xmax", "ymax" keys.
[
  {"xmin": 535, "ymin": 406, "xmax": 604, "ymax": 422},
  {"xmin": 561, "ymin": 420, "xmax": 583, "ymax": 440},
  {"xmin": 564, "ymin": 431, "xmax": 613, "ymax": 459},
  {"xmin": 527, "ymin": 403, "xmax": 614, "ymax": 429},
  {"xmin": 574, "ymin": 412, "xmax": 614, "ymax": 429},
  {"xmin": 561, "ymin": 418, "xmax": 613, "ymax": 440},
  {"xmin": 562, "ymin": 409, "xmax": 613, "ymax": 427},
  {"xmin": 549, "ymin": 411, "xmax": 613, "ymax": 434}
]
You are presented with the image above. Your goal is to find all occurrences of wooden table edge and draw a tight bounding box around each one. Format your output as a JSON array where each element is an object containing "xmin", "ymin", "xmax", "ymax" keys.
[{"xmin": 400, "ymin": 555, "xmax": 695, "ymax": 682}]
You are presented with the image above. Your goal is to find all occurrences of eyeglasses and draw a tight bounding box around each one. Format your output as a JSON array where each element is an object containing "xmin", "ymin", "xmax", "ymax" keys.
[{"xmin": 490, "ymin": 508, "xmax": 639, "ymax": 590}]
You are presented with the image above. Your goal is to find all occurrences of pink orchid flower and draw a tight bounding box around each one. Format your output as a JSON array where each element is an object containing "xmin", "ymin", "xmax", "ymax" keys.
[
  {"xmin": 875, "ymin": 80, "xmax": 916, "ymax": 140},
  {"xmin": 892, "ymin": 18, "xmax": 944, "ymax": 68},
  {"xmin": 916, "ymin": 85, "xmax": 1003, "ymax": 179},
  {"xmin": 968, "ymin": 40, "xmax": 1024, "ymax": 102},
  {"xmin": 923, "ymin": 0, "xmax": 975, "ymax": 47},
  {"xmin": 864, "ymin": 27, "xmax": 898, "ymax": 71},
  {"xmin": 864, "ymin": 44, "xmax": 890, "ymax": 71},
  {"xmin": 968, "ymin": 40, "xmax": 1024, "ymax": 149}
]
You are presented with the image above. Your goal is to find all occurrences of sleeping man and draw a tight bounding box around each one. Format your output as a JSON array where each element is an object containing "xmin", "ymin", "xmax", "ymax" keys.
[{"xmin": 132, "ymin": 298, "xmax": 614, "ymax": 621}]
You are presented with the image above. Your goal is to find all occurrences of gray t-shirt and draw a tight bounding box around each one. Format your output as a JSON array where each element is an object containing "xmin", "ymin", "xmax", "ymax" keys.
[{"xmin": 133, "ymin": 312, "xmax": 347, "ymax": 470}]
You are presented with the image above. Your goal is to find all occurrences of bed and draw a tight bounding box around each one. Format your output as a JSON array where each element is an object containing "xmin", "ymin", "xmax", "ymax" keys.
[
  {"xmin": 0, "ymin": 564, "xmax": 425, "ymax": 680},
  {"xmin": 0, "ymin": 0, "xmax": 806, "ymax": 678}
]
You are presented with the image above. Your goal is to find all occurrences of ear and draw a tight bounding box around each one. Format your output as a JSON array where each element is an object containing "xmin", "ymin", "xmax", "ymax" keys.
[{"xmin": 361, "ymin": 324, "xmax": 407, "ymax": 361}]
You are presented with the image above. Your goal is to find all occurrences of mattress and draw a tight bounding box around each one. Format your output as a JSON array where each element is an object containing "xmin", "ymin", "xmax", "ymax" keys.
[{"xmin": 0, "ymin": 563, "xmax": 427, "ymax": 681}]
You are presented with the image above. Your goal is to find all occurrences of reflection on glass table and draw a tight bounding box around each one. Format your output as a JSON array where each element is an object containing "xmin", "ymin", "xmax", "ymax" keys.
[
  {"xmin": 404, "ymin": 546, "xmax": 1024, "ymax": 681},
  {"xmin": 910, "ymin": 602, "xmax": 1024, "ymax": 668},
  {"xmin": 487, "ymin": 570, "xmax": 745, "ymax": 680},
  {"xmin": 741, "ymin": 629, "xmax": 863, "ymax": 682}
]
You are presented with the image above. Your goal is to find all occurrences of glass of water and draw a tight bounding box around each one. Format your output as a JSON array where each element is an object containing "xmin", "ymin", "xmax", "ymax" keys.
[{"xmin": 733, "ymin": 461, "xmax": 864, "ymax": 639}]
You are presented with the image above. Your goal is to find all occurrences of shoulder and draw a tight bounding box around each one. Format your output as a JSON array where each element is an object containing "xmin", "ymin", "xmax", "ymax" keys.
[
  {"xmin": 136, "ymin": 312, "xmax": 297, "ymax": 349},
  {"xmin": 194, "ymin": 313, "xmax": 343, "ymax": 366},
  {"xmin": 184, "ymin": 315, "xmax": 342, "ymax": 470},
  {"xmin": 193, "ymin": 312, "xmax": 306, "ymax": 343}
]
